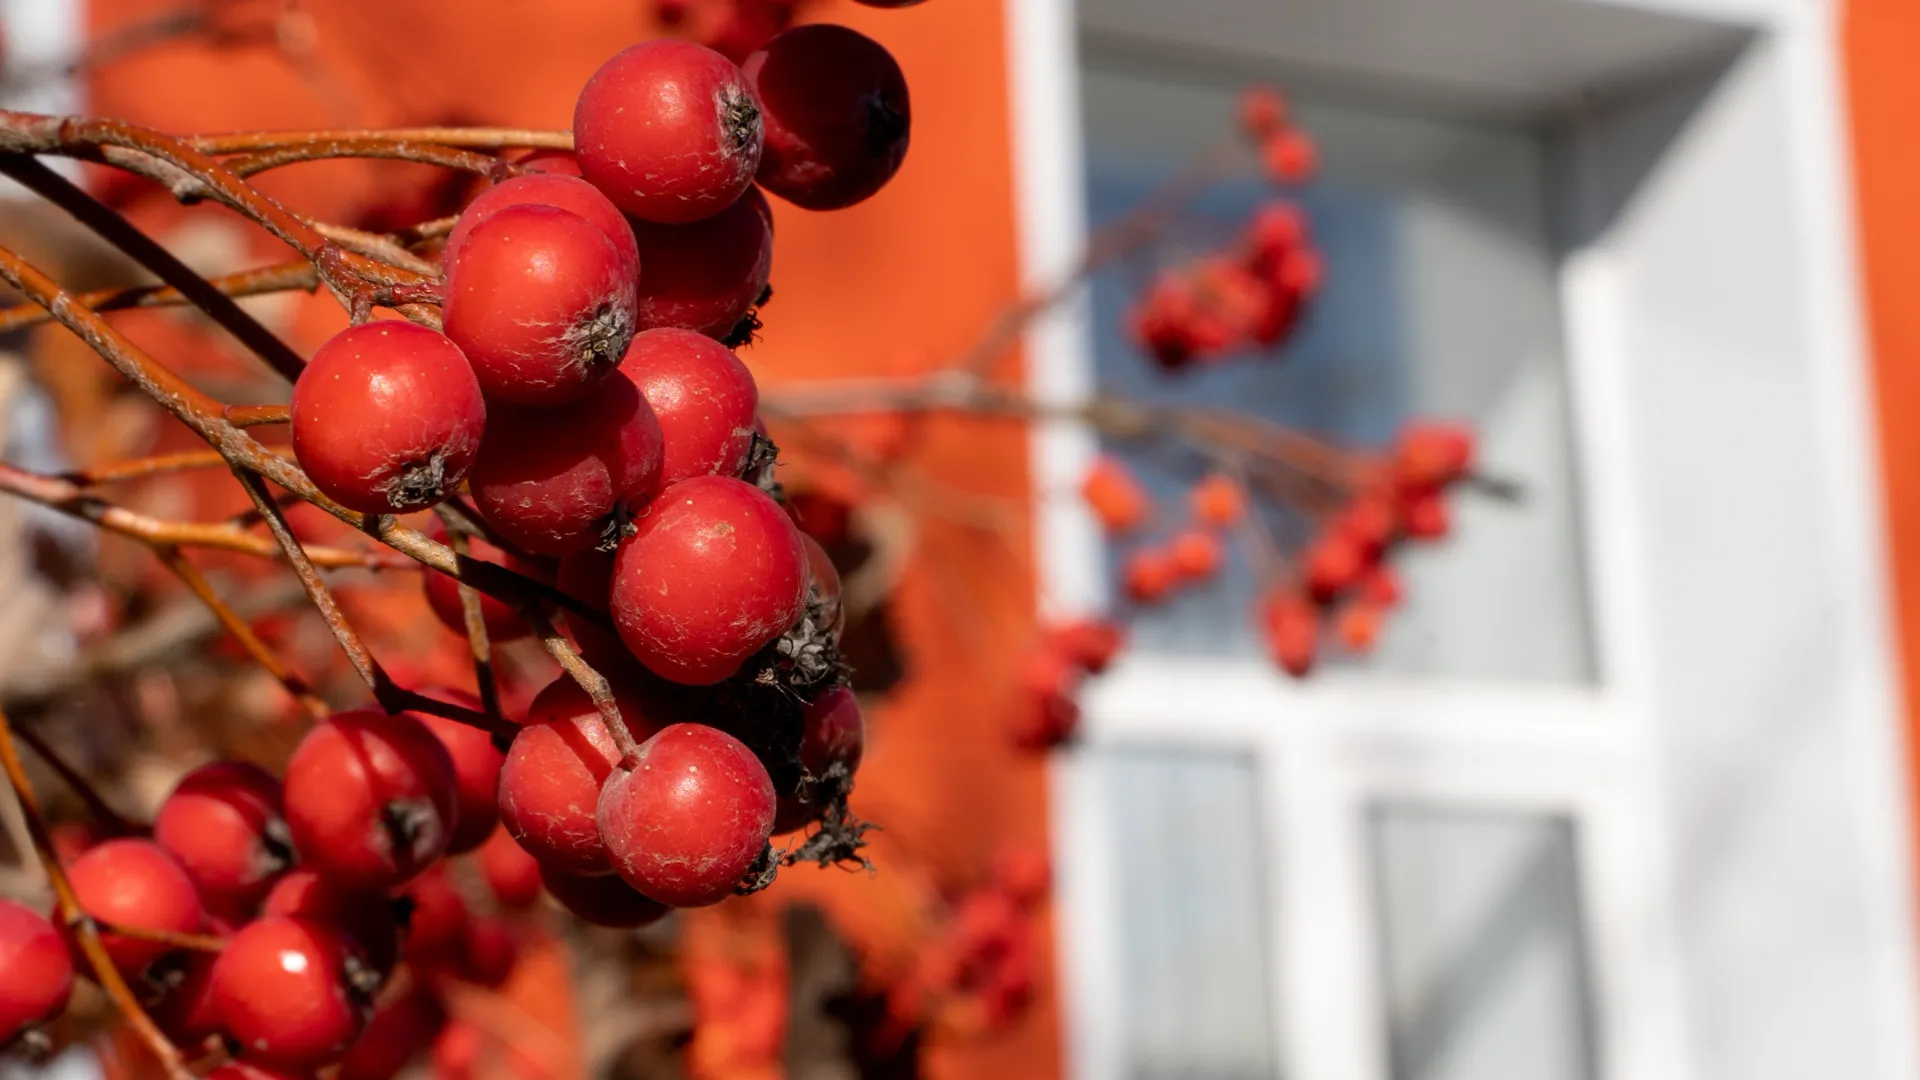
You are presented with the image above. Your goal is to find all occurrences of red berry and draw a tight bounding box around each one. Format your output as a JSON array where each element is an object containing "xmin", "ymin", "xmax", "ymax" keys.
[
  {"xmin": 419, "ymin": 519, "xmax": 541, "ymax": 643},
  {"xmin": 574, "ymin": 40, "xmax": 764, "ymax": 224},
  {"xmin": 992, "ymin": 846, "xmax": 1051, "ymax": 909},
  {"xmin": 443, "ymin": 173, "xmax": 638, "ymax": 279},
  {"xmin": 774, "ymin": 685, "xmax": 865, "ymax": 834},
  {"xmin": 745, "ymin": 25, "xmax": 911, "ymax": 210},
  {"xmin": 1238, "ymin": 87, "xmax": 1287, "ymax": 138},
  {"xmin": 414, "ymin": 706, "xmax": 506, "ymax": 855},
  {"xmin": 149, "ymin": 951, "xmax": 223, "ymax": 1047},
  {"xmin": 1048, "ymin": 618, "xmax": 1125, "ymax": 675},
  {"xmin": 1401, "ymin": 492, "xmax": 1452, "ymax": 539},
  {"xmin": 263, "ymin": 871, "xmax": 401, "ymax": 980},
  {"xmin": 1123, "ymin": 547, "xmax": 1177, "ymax": 604},
  {"xmin": 1169, "ymin": 529, "xmax": 1225, "ymax": 581},
  {"xmin": 207, "ymin": 1064, "xmax": 317, "ymax": 1080},
  {"xmin": 66, "ymin": 838, "xmax": 205, "ymax": 977},
  {"xmin": 431, "ymin": 1021, "xmax": 482, "ymax": 1080},
  {"xmin": 1080, "ymin": 456, "xmax": 1151, "ymax": 534},
  {"xmin": 1303, "ymin": 535, "xmax": 1364, "ymax": 602},
  {"xmin": 497, "ymin": 678, "xmax": 667, "ymax": 876},
  {"xmin": 291, "ymin": 322, "xmax": 486, "ymax": 515},
  {"xmin": 337, "ymin": 986, "xmax": 445, "ymax": 1080},
  {"xmin": 154, "ymin": 760, "xmax": 293, "ymax": 916},
  {"xmin": 477, "ymin": 828, "xmax": 543, "ymax": 910},
  {"xmin": 556, "ymin": 549, "xmax": 633, "ymax": 673},
  {"xmin": 212, "ymin": 915, "xmax": 375, "ymax": 1071},
  {"xmin": 801, "ymin": 533, "xmax": 844, "ymax": 638},
  {"xmin": 597, "ymin": 724, "xmax": 775, "ymax": 907},
  {"xmin": 610, "ymin": 476, "xmax": 808, "ymax": 685},
  {"xmin": 538, "ymin": 865, "xmax": 672, "ymax": 928},
  {"xmin": 515, "ymin": 149, "xmax": 584, "ymax": 177},
  {"xmin": 0, "ymin": 900, "xmax": 72, "ymax": 1044},
  {"xmin": 398, "ymin": 868, "xmax": 470, "ymax": 970},
  {"xmin": 467, "ymin": 375, "xmax": 665, "ymax": 556},
  {"xmin": 283, "ymin": 709, "xmax": 460, "ymax": 891},
  {"xmin": 628, "ymin": 188, "xmax": 774, "ymax": 338},
  {"xmin": 443, "ymin": 204, "xmax": 638, "ymax": 407},
  {"xmin": 617, "ymin": 328, "xmax": 759, "ymax": 484},
  {"xmin": 1358, "ymin": 563, "xmax": 1404, "ymax": 609},
  {"xmin": 1260, "ymin": 589, "xmax": 1319, "ymax": 678},
  {"xmin": 460, "ymin": 919, "xmax": 518, "ymax": 988}
]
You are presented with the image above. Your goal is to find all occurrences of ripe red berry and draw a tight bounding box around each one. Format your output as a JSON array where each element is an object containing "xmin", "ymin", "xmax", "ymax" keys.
[
  {"xmin": 443, "ymin": 204, "xmax": 638, "ymax": 407},
  {"xmin": 263, "ymin": 871, "xmax": 401, "ymax": 981},
  {"xmin": 149, "ymin": 951, "xmax": 223, "ymax": 1047},
  {"xmin": 207, "ymin": 1064, "xmax": 317, "ymax": 1080},
  {"xmin": 432, "ymin": 1021, "xmax": 483, "ymax": 1080},
  {"xmin": 1048, "ymin": 618, "xmax": 1125, "ymax": 675},
  {"xmin": 597, "ymin": 724, "xmax": 776, "ymax": 907},
  {"xmin": 66, "ymin": 838, "xmax": 205, "ymax": 977},
  {"xmin": 0, "ymin": 900, "xmax": 72, "ymax": 1044},
  {"xmin": 1169, "ymin": 529, "xmax": 1225, "ymax": 581},
  {"xmin": 556, "ymin": 549, "xmax": 634, "ymax": 673},
  {"xmin": 1303, "ymin": 535, "xmax": 1364, "ymax": 602},
  {"xmin": 397, "ymin": 868, "xmax": 470, "ymax": 970},
  {"xmin": 1239, "ymin": 86, "xmax": 1287, "ymax": 138},
  {"xmin": 517, "ymin": 149, "xmax": 584, "ymax": 176},
  {"xmin": 745, "ymin": 25, "xmax": 911, "ymax": 210},
  {"xmin": 497, "ymin": 678, "xmax": 667, "ymax": 876},
  {"xmin": 617, "ymin": 328, "xmax": 759, "ymax": 484},
  {"xmin": 292, "ymin": 322, "xmax": 486, "ymax": 515},
  {"xmin": 628, "ymin": 188, "xmax": 774, "ymax": 338},
  {"xmin": 460, "ymin": 919, "xmax": 518, "ymax": 988},
  {"xmin": 419, "ymin": 519, "xmax": 540, "ymax": 643},
  {"xmin": 774, "ymin": 685, "xmax": 865, "ymax": 834},
  {"xmin": 154, "ymin": 760, "xmax": 293, "ymax": 916},
  {"xmin": 610, "ymin": 476, "xmax": 808, "ymax": 685},
  {"xmin": 992, "ymin": 846, "xmax": 1051, "ymax": 909},
  {"xmin": 801, "ymin": 533, "xmax": 844, "ymax": 639},
  {"xmin": 1123, "ymin": 547, "xmax": 1177, "ymax": 604},
  {"xmin": 213, "ymin": 915, "xmax": 375, "ymax": 1071},
  {"xmin": 477, "ymin": 828, "xmax": 543, "ymax": 910},
  {"xmin": 414, "ymin": 706, "xmax": 506, "ymax": 855},
  {"xmin": 467, "ymin": 373, "xmax": 664, "ymax": 556},
  {"xmin": 574, "ymin": 40, "xmax": 764, "ymax": 224},
  {"xmin": 283, "ymin": 709, "xmax": 460, "ymax": 891},
  {"xmin": 443, "ymin": 173, "xmax": 638, "ymax": 279},
  {"xmin": 1261, "ymin": 589, "xmax": 1319, "ymax": 678},
  {"xmin": 336, "ymin": 986, "xmax": 445, "ymax": 1080},
  {"xmin": 539, "ymin": 865, "xmax": 672, "ymax": 928},
  {"xmin": 1080, "ymin": 456, "xmax": 1151, "ymax": 534}
]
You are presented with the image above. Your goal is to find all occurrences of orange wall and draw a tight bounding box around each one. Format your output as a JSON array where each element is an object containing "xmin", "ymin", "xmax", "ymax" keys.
[{"xmin": 1847, "ymin": 0, "xmax": 1920, "ymax": 925}]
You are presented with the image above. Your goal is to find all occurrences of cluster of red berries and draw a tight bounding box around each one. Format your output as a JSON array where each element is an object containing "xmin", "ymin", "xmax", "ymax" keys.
[
  {"xmin": 1259, "ymin": 421, "xmax": 1476, "ymax": 676},
  {"xmin": 1240, "ymin": 86, "xmax": 1318, "ymax": 187},
  {"xmin": 1010, "ymin": 619, "xmax": 1124, "ymax": 751},
  {"xmin": 891, "ymin": 846, "xmax": 1051, "ymax": 1033},
  {"xmin": 651, "ymin": 0, "xmax": 926, "ymax": 63}
]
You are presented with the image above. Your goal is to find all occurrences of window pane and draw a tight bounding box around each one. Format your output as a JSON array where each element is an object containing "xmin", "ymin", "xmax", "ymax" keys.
[
  {"xmin": 1094, "ymin": 747, "xmax": 1279, "ymax": 1080},
  {"xmin": 1078, "ymin": 54, "xmax": 1595, "ymax": 683},
  {"xmin": 1370, "ymin": 806, "xmax": 1598, "ymax": 1080}
]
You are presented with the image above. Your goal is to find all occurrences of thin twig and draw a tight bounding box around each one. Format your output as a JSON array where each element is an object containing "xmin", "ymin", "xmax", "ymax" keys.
[
  {"xmin": 10, "ymin": 723, "xmax": 142, "ymax": 836},
  {"xmin": 190, "ymin": 127, "xmax": 572, "ymax": 155},
  {"xmin": 155, "ymin": 546, "xmax": 329, "ymax": 721},
  {"xmin": 0, "ymin": 261, "xmax": 319, "ymax": 334}
]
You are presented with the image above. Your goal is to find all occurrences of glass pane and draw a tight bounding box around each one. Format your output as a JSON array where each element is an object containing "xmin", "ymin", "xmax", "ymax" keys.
[
  {"xmin": 1095, "ymin": 747, "xmax": 1279, "ymax": 1080},
  {"xmin": 1077, "ymin": 52, "xmax": 1595, "ymax": 683},
  {"xmin": 1370, "ymin": 806, "xmax": 1598, "ymax": 1080}
]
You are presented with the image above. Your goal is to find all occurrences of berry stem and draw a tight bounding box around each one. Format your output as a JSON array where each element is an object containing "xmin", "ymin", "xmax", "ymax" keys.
[
  {"xmin": 442, "ymin": 526, "xmax": 504, "ymax": 725},
  {"xmin": 0, "ymin": 259, "xmax": 320, "ymax": 335},
  {"xmin": 0, "ymin": 702, "xmax": 195, "ymax": 1080},
  {"xmin": 90, "ymin": 920, "xmax": 227, "ymax": 954},
  {"xmin": 224, "ymin": 404, "xmax": 292, "ymax": 428},
  {"xmin": 189, "ymin": 127, "xmax": 573, "ymax": 155}
]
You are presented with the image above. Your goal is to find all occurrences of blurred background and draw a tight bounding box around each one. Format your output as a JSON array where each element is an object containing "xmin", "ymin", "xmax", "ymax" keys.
[{"xmin": 3, "ymin": 2, "xmax": 1920, "ymax": 1080}]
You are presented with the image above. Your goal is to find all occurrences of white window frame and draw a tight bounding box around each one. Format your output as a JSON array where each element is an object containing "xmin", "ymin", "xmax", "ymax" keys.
[{"xmin": 1006, "ymin": 2, "xmax": 1920, "ymax": 1079}]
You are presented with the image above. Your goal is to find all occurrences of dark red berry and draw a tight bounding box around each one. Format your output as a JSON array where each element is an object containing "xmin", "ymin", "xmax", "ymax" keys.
[
  {"xmin": 148, "ymin": 951, "xmax": 224, "ymax": 1047},
  {"xmin": 574, "ymin": 40, "xmax": 764, "ymax": 224},
  {"xmin": 66, "ymin": 838, "xmax": 206, "ymax": 977},
  {"xmin": 283, "ymin": 709, "xmax": 460, "ymax": 891},
  {"xmin": 212, "ymin": 915, "xmax": 375, "ymax": 1071},
  {"xmin": 420, "ymin": 519, "xmax": 542, "ymax": 643},
  {"xmin": 459, "ymin": 919, "xmax": 518, "ymax": 987},
  {"xmin": 477, "ymin": 828, "xmax": 542, "ymax": 910},
  {"xmin": 397, "ymin": 867, "xmax": 470, "ymax": 970},
  {"xmin": 443, "ymin": 204, "xmax": 638, "ymax": 407},
  {"xmin": 773, "ymin": 685, "xmax": 865, "ymax": 834},
  {"xmin": 413, "ymin": 703, "xmax": 506, "ymax": 855},
  {"xmin": 337, "ymin": 986, "xmax": 445, "ymax": 1080},
  {"xmin": 611, "ymin": 476, "xmax": 808, "ymax": 685},
  {"xmin": 0, "ymin": 900, "xmax": 72, "ymax": 1044},
  {"xmin": 154, "ymin": 760, "xmax": 293, "ymax": 916},
  {"xmin": 598, "ymin": 724, "xmax": 775, "ymax": 907},
  {"xmin": 628, "ymin": 188, "xmax": 773, "ymax": 339},
  {"xmin": 467, "ymin": 373, "xmax": 664, "ymax": 556},
  {"xmin": 556, "ymin": 549, "xmax": 633, "ymax": 674},
  {"xmin": 617, "ymin": 328, "xmax": 759, "ymax": 484},
  {"xmin": 745, "ymin": 25, "xmax": 911, "ymax": 210},
  {"xmin": 263, "ymin": 871, "xmax": 402, "ymax": 981},
  {"xmin": 291, "ymin": 322, "xmax": 486, "ymax": 515},
  {"xmin": 443, "ymin": 173, "xmax": 638, "ymax": 279},
  {"xmin": 538, "ymin": 865, "xmax": 671, "ymax": 928}
]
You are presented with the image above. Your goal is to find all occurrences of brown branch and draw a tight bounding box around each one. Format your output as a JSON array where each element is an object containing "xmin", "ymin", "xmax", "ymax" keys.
[
  {"xmin": 190, "ymin": 128, "xmax": 571, "ymax": 155},
  {"xmin": 0, "ymin": 155, "xmax": 309, "ymax": 381},
  {"xmin": 223, "ymin": 404, "xmax": 289, "ymax": 428},
  {"xmin": 155, "ymin": 546, "xmax": 329, "ymax": 721},
  {"xmin": 0, "ymin": 260, "xmax": 319, "ymax": 334},
  {"xmin": 0, "ymin": 702, "xmax": 193, "ymax": 1080},
  {"xmin": 94, "ymin": 921, "xmax": 226, "ymax": 954},
  {"xmin": 444, "ymin": 527, "xmax": 502, "ymax": 724},
  {"xmin": 223, "ymin": 139, "xmax": 512, "ymax": 180}
]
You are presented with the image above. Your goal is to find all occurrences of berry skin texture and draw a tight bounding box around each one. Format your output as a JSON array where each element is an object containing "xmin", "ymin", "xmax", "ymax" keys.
[
  {"xmin": 497, "ymin": 677, "xmax": 668, "ymax": 876},
  {"xmin": 65, "ymin": 839, "xmax": 206, "ymax": 977},
  {"xmin": 610, "ymin": 476, "xmax": 809, "ymax": 686},
  {"xmin": 467, "ymin": 374, "xmax": 664, "ymax": 556},
  {"xmin": 291, "ymin": 322, "xmax": 486, "ymax": 515},
  {"xmin": 413, "ymin": 706, "xmax": 506, "ymax": 854},
  {"xmin": 745, "ymin": 25, "xmax": 911, "ymax": 210},
  {"xmin": 538, "ymin": 865, "xmax": 672, "ymax": 928},
  {"xmin": 263, "ymin": 871, "xmax": 401, "ymax": 980},
  {"xmin": 628, "ymin": 188, "xmax": 774, "ymax": 339},
  {"xmin": 597, "ymin": 724, "xmax": 776, "ymax": 907},
  {"xmin": 443, "ymin": 173, "xmax": 638, "ymax": 279},
  {"xmin": 617, "ymin": 328, "xmax": 759, "ymax": 484},
  {"xmin": 574, "ymin": 40, "xmax": 764, "ymax": 224},
  {"xmin": 212, "ymin": 915, "xmax": 375, "ymax": 1071},
  {"xmin": 443, "ymin": 204, "xmax": 638, "ymax": 407},
  {"xmin": 282, "ymin": 709, "xmax": 460, "ymax": 892},
  {"xmin": 154, "ymin": 760, "xmax": 294, "ymax": 917},
  {"xmin": 0, "ymin": 900, "xmax": 72, "ymax": 1045},
  {"xmin": 420, "ymin": 519, "xmax": 540, "ymax": 643}
]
